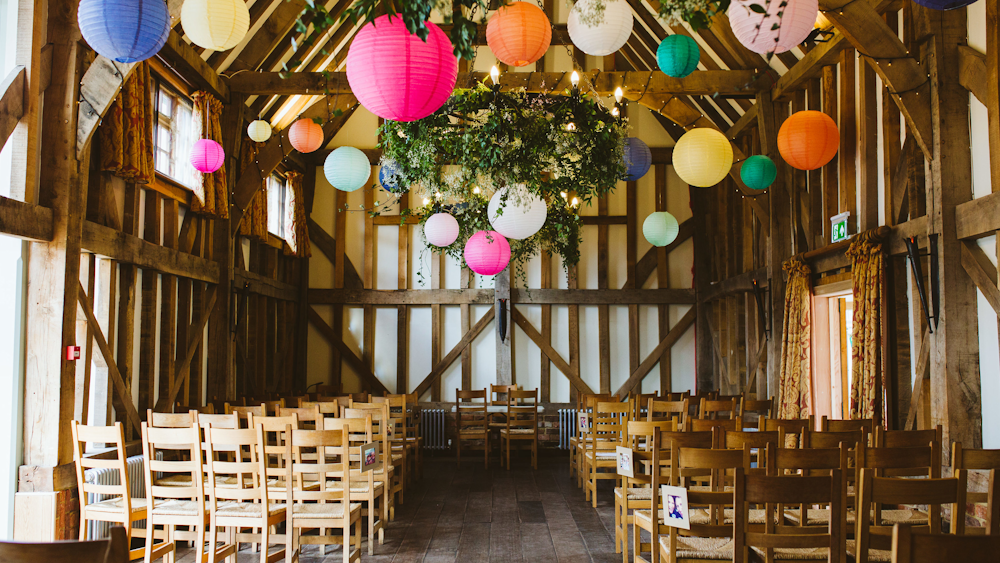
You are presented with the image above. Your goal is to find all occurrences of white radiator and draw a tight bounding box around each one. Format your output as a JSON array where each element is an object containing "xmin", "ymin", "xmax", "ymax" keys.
[
  {"xmin": 558, "ymin": 409, "xmax": 578, "ymax": 450},
  {"xmin": 421, "ymin": 409, "xmax": 447, "ymax": 450},
  {"xmin": 84, "ymin": 454, "xmax": 147, "ymax": 539}
]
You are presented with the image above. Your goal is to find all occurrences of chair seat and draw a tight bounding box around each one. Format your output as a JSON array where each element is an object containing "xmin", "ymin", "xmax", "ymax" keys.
[
  {"xmin": 326, "ymin": 480, "xmax": 385, "ymax": 495},
  {"xmin": 149, "ymin": 499, "xmax": 203, "ymax": 517},
  {"xmin": 784, "ymin": 508, "xmax": 856, "ymax": 526},
  {"xmin": 86, "ymin": 497, "xmax": 147, "ymax": 514},
  {"xmin": 500, "ymin": 428, "xmax": 535, "ymax": 435},
  {"xmin": 214, "ymin": 502, "xmax": 286, "ymax": 518},
  {"xmin": 722, "ymin": 508, "xmax": 769, "ymax": 524},
  {"xmin": 750, "ymin": 546, "xmax": 830, "ymax": 560},
  {"xmin": 634, "ymin": 509, "xmax": 711, "ymax": 527},
  {"xmin": 614, "ymin": 487, "xmax": 653, "ymax": 501},
  {"xmin": 291, "ymin": 502, "xmax": 362, "ymax": 519},
  {"xmin": 584, "ymin": 451, "xmax": 617, "ymax": 460},
  {"xmin": 658, "ymin": 536, "xmax": 734, "ymax": 560},
  {"xmin": 391, "ymin": 454, "xmax": 403, "ymax": 462},
  {"xmin": 846, "ymin": 540, "xmax": 891, "ymax": 562},
  {"xmin": 460, "ymin": 428, "xmax": 487, "ymax": 435},
  {"xmin": 879, "ymin": 508, "xmax": 927, "ymax": 526}
]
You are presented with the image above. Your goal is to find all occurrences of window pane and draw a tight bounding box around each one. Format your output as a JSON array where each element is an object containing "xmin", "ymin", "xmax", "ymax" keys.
[
  {"xmin": 152, "ymin": 83, "xmax": 199, "ymax": 190},
  {"xmin": 267, "ymin": 176, "xmax": 281, "ymax": 236}
]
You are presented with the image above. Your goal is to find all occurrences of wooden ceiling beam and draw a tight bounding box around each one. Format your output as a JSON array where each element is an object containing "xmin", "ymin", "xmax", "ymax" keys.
[
  {"xmin": 226, "ymin": 0, "xmax": 306, "ymax": 73},
  {"xmin": 208, "ymin": 0, "xmax": 285, "ymax": 70},
  {"xmin": 158, "ymin": 31, "xmax": 230, "ymax": 101},
  {"xmin": 958, "ymin": 45, "xmax": 986, "ymax": 105},
  {"xmin": 772, "ymin": 32, "xmax": 849, "ymax": 100},
  {"xmin": 1, "ymin": 66, "xmax": 26, "ymax": 152}
]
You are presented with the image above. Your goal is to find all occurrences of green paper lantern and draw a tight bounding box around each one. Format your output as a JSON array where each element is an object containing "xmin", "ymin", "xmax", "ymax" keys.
[
  {"xmin": 643, "ymin": 211, "xmax": 679, "ymax": 247},
  {"xmin": 657, "ymin": 34, "xmax": 700, "ymax": 78},
  {"xmin": 740, "ymin": 155, "xmax": 777, "ymax": 191}
]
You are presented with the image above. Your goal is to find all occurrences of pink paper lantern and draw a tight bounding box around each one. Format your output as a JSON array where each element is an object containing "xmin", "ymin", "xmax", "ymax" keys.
[
  {"xmin": 464, "ymin": 230, "xmax": 511, "ymax": 276},
  {"xmin": 346, "ymin": 14, "xmax": 458, "ymax": 122},
  {"xmin": 288, "ymin": 118, "xmax": 324, "ymax": 153},
  {"xmin": 190, "ymin": 139, "xmax": 224, "ymax": 173},
  {"xmin": 728, "ymin": 0, "xmax": 817, "ymax": 55}
]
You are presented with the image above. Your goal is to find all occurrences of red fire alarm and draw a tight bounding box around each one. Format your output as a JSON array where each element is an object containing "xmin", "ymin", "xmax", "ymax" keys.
[{"xmin": 66, "ymin": 346, "xmax": 80, "ymax": 361}]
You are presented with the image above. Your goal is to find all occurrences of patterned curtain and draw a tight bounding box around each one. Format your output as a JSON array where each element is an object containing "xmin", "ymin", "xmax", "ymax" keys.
[
  {"xmin": 190, "ymin": 91, "xmax": 228, "ymax": 218},
  {"xmin": 283, "ymin": 171, "xmax": 311, "ymax": 258},
  {"xmin": 238, "ymin": 141, "xmax": 268, "ymax": 240},
  {"xmin": 847, "ymin": 230, "xmax": 885, "ymax": 420},
  {"xmin": 99, "ymin": 61, "xmax": 154, "ymax": 183},
  {"xmin": 778, "ymin": 257, "xmax": 812, "ymax": 419}
]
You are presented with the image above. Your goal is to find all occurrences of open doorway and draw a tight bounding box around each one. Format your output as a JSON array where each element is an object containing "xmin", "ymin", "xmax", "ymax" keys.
[{"xmin": 812, "ymin": 278, "xmax": 852, "ymax": 422}]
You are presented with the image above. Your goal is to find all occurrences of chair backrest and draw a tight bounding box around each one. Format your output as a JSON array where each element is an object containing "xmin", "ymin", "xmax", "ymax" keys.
[
  {"xmin": 277, "ymin": 406, "xmax": 323, "ymax": 428},
  {"xmin": 742, "ymin": 397, "xmax": 774, "ymax": 419},
  {"xmin": 760, "ymin": 416, "xmax": 814, "ymax": 445},
  {"xmin": 686, "ymin": 417, "xmax": 739, "ymax": 433},
  {"xmin": 147, "ymin": 409, "xmax": 197, "ymax": 428},
  {"xmin": 71, "ymin": 421, "xmax": 131, "ymax": 516},
  {"xmin": 225, "ymin": 403, "xmax": 266, "ymax": 427},
  {"xmin": 457, "ymin": 389, "xmax": 487, "ymax": 433},
  {"xmin": 203, "ymin": 425, "xmax": 268, "ymax": 507},
  {"xmin": 950, "ymin": 444, "xmax": 1000, "ymax": 535},
  {"xmin": 347, "ymin": 392, "xmax": 370, "ymax": 403},
  {"xmin": 0, "ymin": 526, "xmax": 129, "ymax": 563},
  {"xmin": 141, "ymin": 422, "xmax": 205, "ymax": 511},
  {"xmin": 863, "ymin": 443, "xmax": 940, "ymax": 479},
  {"xmin": 196, "ymin": 412, "xmax": 239, "ymax": 429},
  {"xmin": 590, "ymin": 401, "xmax": 629, "ymax": 451},
  {"xmin": 723, "ymin": 430, "xmax": 780, "ymax": 474},
  {"xmin": 285, "ymin": 427, "xmax": 351, "ymax": 506},
  {"xmin": 628, "ymin": 393, "xmax": 657, "ymax": 420},
  {"xmin": 343, "ymin": 406, "xmax": 391, "ymax": 464},
  {"xmin": 647, "ymin": 398, "xmax": 688, "ymax": 426},
  {"xmin": 175, "ymin": 403, "xmax": 215, "ymax": 414},
  {"xmin": 301, "ymin": 400, "xmax": 341, "ymax": 417},
  {"xmin": 821, "ymin": 416, "xmax": 873, "ymax": 435},
  {"xmin": 671, "ymin": 445, "xmax": 749, "ymax": 489},
  {"xmin": 699, "ymin": 397, "xmax": 740, "ymax": 421},
  {"xmin": 662, "ymin": 391, "xmax": 691, "ymax": 402},
  {"xmin": 490, "ymin": 384, "xmax": 519, "ymax": 407},
  {"xmin": 890, "ymin": 524, "xmax": 1000, "ymax": 563},
  {"xmin": 507, "ymin": 389, "xmax": 538, "ymax": 431},
  {"xmin": 802, "ymin": 428, "xmax": 866, "ymax": 450},
  {"xmin": 372, "ymin": 395, "xmax": 407, "ymax": 438}
]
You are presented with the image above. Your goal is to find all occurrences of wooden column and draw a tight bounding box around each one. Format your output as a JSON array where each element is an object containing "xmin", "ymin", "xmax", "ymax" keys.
[
  {"xmin": 431, "ymin": 253, "xmax": 442, "ymax": 399},
  {"xmin": 692, "ymin": 186, "xmax": 714, "ymax": 392},
  {"xmin": 138, "ymin": 192, "xmax": 160, "ymax": 413},
  {"xmin": 858, "ymin": 57, "xmax": 880, "ymax": 231},
  {"xmin": 495, "ymin": 267, "xmax": 512, "ymax": 387},
  {"xmin": 655, "ymin": 165, "xmax": 672, "ymax": 393},
  {"xmin": 761, "ymin": 91, "xmax": 790, "ymax": 400},
  {"xmin": 461, "ymin": 267, "xmax": 472, "ymax": 391},
  {"xmin": 539, "ymin": 252, "xmax": 551, "ymax": 401},
  {"xmin": 397, "ymin": 194, "xmax": 409, "ymax": 394},
  {"xmin": 598, "ymin": 195, "xmax": 611, "ymax": 393}
]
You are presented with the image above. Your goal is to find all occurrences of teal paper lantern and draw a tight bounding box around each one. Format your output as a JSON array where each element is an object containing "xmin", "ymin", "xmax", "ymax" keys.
[
  {"xmin": 740, "ymin": 155, "xmax": 777, "ymax": 191},
  {"xmin": 643, "ymin": 211, "xmax": 679, "ymax": 247},
  {"xmin": 657, "ymin": 34, "xmax": 700, "ymax": 78},
  {"xmin": 324, "ymin": 146, "xmax": 371, "ymax": 192}
]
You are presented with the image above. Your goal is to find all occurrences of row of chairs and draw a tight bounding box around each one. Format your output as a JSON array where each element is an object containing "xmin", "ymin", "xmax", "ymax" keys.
[{"xmin": 455, "ymin": 387, "xmax": 539, "ymax": 469}]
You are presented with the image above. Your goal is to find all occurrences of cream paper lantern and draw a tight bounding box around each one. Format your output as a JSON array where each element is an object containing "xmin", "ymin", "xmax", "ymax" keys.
[
  {"xmin": 487, "ymin": 185, "xmax": 547, "ymax": 240},
  {"xmin": 673, "ymin": 128, "xmax": 734, "ymax": 188},
  {"xmin": 567, "ymin": 0, "xmax": 633, "ymax": 56},
  {"xmin": 182, "ymin": 0, "xmax": 250, "ymax": 51},
  {"xmin": 247, "ymin": 120, "xmax": 271, "ymax": 142}
]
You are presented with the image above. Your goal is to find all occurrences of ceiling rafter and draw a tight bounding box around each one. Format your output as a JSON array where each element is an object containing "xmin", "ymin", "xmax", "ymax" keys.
[{"xmin": 225, "ymin": 0, "xmax": 307, "ymax": 74}]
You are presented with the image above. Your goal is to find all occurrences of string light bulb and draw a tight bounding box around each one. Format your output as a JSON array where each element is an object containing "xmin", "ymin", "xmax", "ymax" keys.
[
  {"xmin": 435, "ymin": 191, "xmax": 443, "ymax": 198},
  {"xmin": 614, "ymin": 86, "xmax": 623, "ymax": 103},
  {"xmin": 560, "ymin": 191, "xmax": 568, "ymax": 199},
  {"xmin": 571, "ymin": 196, "xmax": 579, "ymax": 207},
  {"xmin": 611, "ymin": 106, "xmax": 620, "ymax": 117},
  {"xmin": 490, "ymin": 65, "xmax": 500, "ymax": 85},
  {"xmin": 565, "ymin": 122, "xmax": 576, "ymax": 131},
  {"xmin": 423, "ymin": 197, "xmax": 431, "ymax": 205},
  {"xmin": 473, "ymin": 186, "xmax": 481, "ymax": 194},
  {"xmin": 570, "ymin": 70, "xmax": 580, "ymax": 88}
]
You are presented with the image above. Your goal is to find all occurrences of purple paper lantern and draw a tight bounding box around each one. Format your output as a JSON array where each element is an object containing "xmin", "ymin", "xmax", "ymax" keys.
[
  {"xmin": 623, "ymin": 137, "xmax": 652, "ymax": 181},
  {"xmin": 346, "ymin": 15, "xmax": 458, "ymax": 122},
  {"xmin": 191, "ymin": 139, "xmax": 225, "ymax": 173},
  {"xmin": 912, "ymin": 0, "xmax": 977, "ymax": 9},
  {"xmin": 464, "ymin": 230, "xmax": 511, "ymax": 276}
]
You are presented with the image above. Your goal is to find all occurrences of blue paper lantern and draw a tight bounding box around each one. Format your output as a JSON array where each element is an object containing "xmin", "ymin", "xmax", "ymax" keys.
[
  {"xmin": 378, "ymin": 160, "xmax": 408, "ymax": 193},
  {"xmin": 78, "ymin": 0, "xmax": 170, "ymax": 63},
  {"xmin": 623, "ymin": 137, "xmax": 652, "ymax": 181},
  {"xmin": 912, "ymin": 0, "xmax": 976, "ymax": 10},
  {"xmin": 657, "ymin": 34, "xmax": 700, "ymax": 78},
  {"xmin": 740, "ymin": 155, "xmax": 777, "ymax": 191}
]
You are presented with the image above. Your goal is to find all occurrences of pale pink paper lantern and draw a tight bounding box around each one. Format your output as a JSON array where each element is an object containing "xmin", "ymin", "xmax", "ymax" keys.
[
  {"xmin": 190, "ymin": 139, "xmax": 224, "ymax": 173},
  {"xmin": 423, "ymin": 212, "xmax": 459, "ymax": 247},
  {"xmin": 346, "ymin": 14, "xmax": 458, "ymax": 122},
  {"xmin": 288, "ymin": 118, "xmax": 324, "ymax": 153},
  {"xmin": 728, "ymin": 0, "xmax": 817, "ymax": 55},
  {"xmin": 464, "ymin": 230, "xmax": 511, "ymax": 276}
]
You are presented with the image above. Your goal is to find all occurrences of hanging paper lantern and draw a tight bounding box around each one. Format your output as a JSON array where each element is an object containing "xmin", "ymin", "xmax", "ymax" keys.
[
  {"xmin": 247, "ymin": 120, "xmax": 272, "ymax": 143},
  {"xmin": 78, "ymin": 0, "xmax": 170, "ymax": 63},
  {"xmin": 912, "ymin": 0, "xmax": 977, "ymax": 10},
  {"xmin": 424, "ymin": 213, "xmax": 460, "ymax": 247},
  {"xmin": 643, "ymin": 212, "xmax": 680, "ymax": 247},
  {"xmin": 728, "ymin": 0, "xmax": 817, "ymax": 55},
  {"xmin": 346, "ymin": 15, "xmax": 458, "ymax": 122},
  {"xmin": 378, "ymin": 160, "xmax": 407, "ymax": 193},
  {"xmin": 777, "ymin": 110, "xmax": 840, "ymax": 171},
  {"xmin": 672, "ymin": 128, "xmax": 734, "ymax": 188},
  {"xmin": 487, "ymin": 186, "xmax": 547, "ymax": 240},
  {"xmin": 623, "ymin": 137, "xmax": 652, "ymax": 181},
  {"xmin": 486, "ymin": 2, "xmax": 552, "ymax": 67},
  {"xmin": 288, "ymin": 119, "xmax": 324, "ymax": 153},
  {"xmin": 181, "ymin": 0, "xmax": 250, "ymax": 51},
  {"xmin": 657, "ymin": 34, "xmax": 700, "ymax": 78},
  {"xmin": 324, "ymin": 147, "xmax": 371, "ymax": 192},
  {"xmin": 740, "ymin": 155, "xmax": 777, "ymax": 191},
  {"xmin": 464, "ymin": 231, "xmax": 512, "ymax": 276},
  {"xmin": 567, "ymin": 0, "xmax": 633, "ymax": 56},
  {"xmin": 190, "ymin": 139, "xmax": 224, "ymax": 173}
]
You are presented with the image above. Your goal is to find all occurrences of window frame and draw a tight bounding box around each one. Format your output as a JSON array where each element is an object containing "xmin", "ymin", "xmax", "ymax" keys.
[
  {"xmin": 152, "ymin": 77, "xmax": 199, "ymax": 191},
  {"xmin": 267, "ymin": 173, "xmax": 288, "ymax": 240}
]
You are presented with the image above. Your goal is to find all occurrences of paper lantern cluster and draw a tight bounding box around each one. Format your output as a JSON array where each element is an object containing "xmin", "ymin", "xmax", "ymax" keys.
[
  {"xmin": 247, "ymin": 120, "xmax": 272, "ymax": 143},
  {"xmin": 324, "ymin": 146, "xmax": 371, "ymax": 192},
  {"xmin": 182, "ymin": 0, "xmax": 250, "ymax": 52},
  {"xmin": 464, "ymin": 230, "xmax": 512, "ymax": 276},
  {"xmin": 288, "ymin": 119, "xmax": 324, "ymax": 153},
  {"xmin": 673, "ymin": 128, "xmax": 733, "ymax": 188},
  {"xmin": 424, "ymin": 213, "xmax": 460, "ymax": 247},
  {"xmin": 487, "ymin": 186, "xmax": 548, "ymax": 240},
  {"xmin": 191, "ymin": 139, "xmax": 224, "ymax": 173},
  {"xmin": 378, "ymin": 160, "xmax": 407, "ymax": 193},
  {"xmin": 643, "ymin": 212, "xmax": 680, "ymax": 247},
  {"xmin": 78, "ymin": 0, "xmax": 170, "ymax": 63},
  {"xmin": 740, "ymin": 155, "xmax": 777, "ymax": 190},
  {"xmin": 777, "ymin": 110, "xmax": 839, "ymax": 170},
  {"xmin": 567, "ymin": 0, "xmax": 633, "ymax": 56},
  {"xmin": 729, "ymin": 0, "xmax": 818, "ymax": 55},
  {"xmin": 346, "ymin": 15, "xmax": 458, "ymax": 122},
  {"xmin": 623, "ymin": 137, "xmax": 652, "ymax": 181},
  {"xmin": 486, "ymin": 2, "xmax": 552, "ymax": 67},
  {"xmin": 657, "ymin": 35, "xmax": 700, "ymax": 78}
]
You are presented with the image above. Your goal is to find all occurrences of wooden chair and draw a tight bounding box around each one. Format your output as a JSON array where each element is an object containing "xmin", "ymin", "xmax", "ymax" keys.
[
  {"xmin": 302, "ymin": 400, "xmax": 342, "ymax": 418},
  {"xmin": 723, "ymin": 430, "xmax": 780, "ymax": 476},
  {"xmin": 770, "ymin": 444, "xmax": 850, "ymax": 533},
  {"xmin": 355, "ymin": 399, "xmax": 408, "ymax": 499},
  {"xmin": 647, "ymin": 399, "xmax": 689, "ymax": 428},
  {"xmin": 403, "ymin": 392, "xmax": 424, "ymax": 481},
  {"xmin": 147, "ymin": 409, "xmax": 197, "ymax": 428},
  {"xmin": 584, "ymin": 400, "xmax": 630, "ymax": 506},
  {"xmin": 502, "ymin": 389, "xmax": 539, "ymax": 470},
  {"xmin": 261, "ymin": 399, "xmax": 285, "ymax": 416},
  {"xmin": 662, "ymin": 391, "xmax": 692, "ymax": 402},
  {"xmin": 196, "ymin": 412, "xmax": 239, "ymax": 429},
  {"xmin": 698, "ymin": 397, "xmax": 740, "ymax": 421},
  {"xmin": 0, "ymin": 526, "xmax": 128, "ymax": 563},
  {"xmin": 344, "ymin": 406, "xmax": 399, "ymax": 518},
  {"xmin": 741, "ymin": 397, "xmax": 774, "ymax": 420},
  {"xmin": 70, "ymin": 421, "xmax": 146, "ymax": 561},
  {"xmin": 571, "ymin": 393, "xmax": 615, "ymax": 485},
  {"xmin": 760, "ymin": 416, "xmax": 814, "ymax": 447},
  {"xmin": 373, "ymin": 395, "xmax": 418, "ymax": 486},
  {"xmin": 686, "ymin": 418, "xmax": 739, "ymax": 433},
  {"xmin": 175, "ymin": 403, "xmax": 215, "ymax": 414},
  {"xmin": 630, "ymin": 393, "xmax": 659, "ymax": 422},
  {"xmin": 614, "ymin": 421, "xmax": 674, "ymax": 556},
  {"xmin": 277, "ymin": 406, "xmax": 323, "ymax": 429},
  {"xmin": 890, "ymin": 524, "xmax": 1000, "ymax": 563},
  {"xmin": 874, "ymin": 426, "xmax": 943, "ymax": 477},
  {"xmin": 225, "ymin": 403, "xmax": 266, "ymax": 427},
  {"xmin": 821, "ymin": 416, "xmax": 873, "ymax": 437},
  {"xmin": 950, "ymin": 444, "xmax": 1000, "ymax": 535},
  {"xmin": 489, "ymin": 384, "xmax": 519, "ymax": 455},
  {"xmin": 456, "ymin": 389, "xmax": 489, "ymax": 468},
  {"xmin": 326, "ymin": 415, "xmax": 385, "ymax": 554},
  {"xmin": 792, "ymin": 429, "xmax": 865, "ymax": 529}
]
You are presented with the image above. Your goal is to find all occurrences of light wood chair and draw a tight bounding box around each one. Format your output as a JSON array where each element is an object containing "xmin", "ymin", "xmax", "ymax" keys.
[
  {"xmin": 821, "ymin": 416, "xmax": 873, "ymax": 437},
  {"xmin": 326, "ymin": 415, "xmax": 385, "ymax": 554},
  {"xmin": 502, "ymin": 389, "xmax": 539, "ymax": 470},
  {"xmin": 723, "ymin": 430, "xmax": 780, "ymax": 477},
  {"xmin": 630, "ymin": 393, "xmax": 659, "ymax": 422},
  {"xmin": 950, "ymin": 444, "xmax": 1000, "ymax": 535},
  {"xmin": 456, "ymin": 389, "xmax": 489, "ymax": 468},
  {"xmin": 147, "ymin": 409, "xmax": 197, "ymax": 428},
  {"xmin": 890, "ymin": 524, "xmax": 1000, "ymax": 563},
  {"xmin": 301, "ymin": 400, "xmax": 341, "ymax": 418},
  {"xmin": 175, "ymin": 403, "xmax": 215, "ymax": 414},
  {"xmin": 262, "ymin": 399, "xmax": 286, "ymax": 416},
  {"xmin": 571, "ymin": 393, "xmax": 615, "ymax": 485},
  {"xmin": 760, "ymin": 416, "xmax": 814, "ymax": 447},
  {"xmin": 699, "ymin": 397, "xmax": 741, "ymax": 422},
  {"xmin": 0, "ymin": 526, "xmax": 128, "ymax": 563},
  {"xmin": 225, "ymin": 403, "xmax": 266, "ymax": 428},
  {"xmin": 344, "ymin": 405, "xmax": 399, "ymax": 518},
  {"xmin": 277, "ymin": 406, "xmax": 323, "ymax": 429},
  {"xmin": 647, "ymin": 399, "xmax": 689, "ymax": 428},
  {"xmin": 584, "ymin": 400, "xmax": 630, "ymax": 506},
  {"xmin": 373, "ymin": 395, "xmax": 418, "ymax": 487},
  {"xmin": 402, "ymin": 392, "xmax": 424, "ymax": 481},
  {"xmin": 614, "ymin": 421, "xmax": 673, "ymax": 557},
  {"xmin": 352, "ymin": 400, "xmax": 406, "ymax": 501},
  {"xmin": 741, "ymin": 397, "xmax": 774, "ymax": 420},
  {"xmin": 770, "ymin": 444, "xmax": 850, "ymax": 533},
  {"xmin": 686, "ymin": 418, "xmax": 740, "ymax": 433},
  {"xmin": 196, "ymin": 412, "xmax": 240, "ymax": 429},
  {"xmin": 71, "ymin": 421, "xmax": 147, "ymax": 561}
]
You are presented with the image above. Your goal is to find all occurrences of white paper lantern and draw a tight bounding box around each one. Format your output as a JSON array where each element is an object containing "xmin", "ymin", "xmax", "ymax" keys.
[
  {"xmin": 643, "ymin": 212, "xmax": 679, "ymax": 247},
  {"xmin": 324, "ymin": 146, "xmax": 371, "ymax": 192},
  {"xmin": 424, "ymin": 213, "xmax": 460, "ymax": 247},
  {"xmin": 567, "ymin": 0, "xmax": 633, "ymax": 56},
  {"xmin": 182, "ymin": 0, "xmax": 250, "ymax": 51},
  {"xmin": 487, "ymin": 185, "xmax": 547, "ymax": 240},
  {"xmin": 728, "ymin": 0, "xmax": 818, "ymax": 55},
  {"xmin": 247, "ymin": 120, "xmax": 271, "ymax": 142}
]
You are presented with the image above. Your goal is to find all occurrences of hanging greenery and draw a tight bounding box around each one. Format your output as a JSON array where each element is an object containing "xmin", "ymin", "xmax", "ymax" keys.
[{"xmin": 656, "ymin": 0, "xmax": 731, "ymax": 31}]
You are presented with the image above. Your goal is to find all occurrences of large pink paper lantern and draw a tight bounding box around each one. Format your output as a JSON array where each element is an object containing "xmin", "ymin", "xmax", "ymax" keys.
[
  {"xmin": 190, "ymin": 139, "xmax": 224, "ymax": 173},
  {"xmin": 728, "ymin": 0, "xmax": 817, "ymax": 55},
  {"xmin": 346, "ymin": 15, "xmax": 458, "ymax": 122},
  {"xmin": 464, "ymin": 230, "xmax": 511, "ymax": 276}
]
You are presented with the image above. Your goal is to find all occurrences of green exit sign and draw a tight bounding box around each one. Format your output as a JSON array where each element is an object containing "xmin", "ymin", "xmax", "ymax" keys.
[{"xmin": 830, "ymin": 212, "xmax": 850, "ymax": 243}]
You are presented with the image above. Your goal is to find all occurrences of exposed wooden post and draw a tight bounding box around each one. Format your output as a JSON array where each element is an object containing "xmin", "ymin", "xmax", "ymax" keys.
[
  {"xmin": 692, "ymin": 185, "xmax": 715, "ymax": 392},
  {"xmin": 397, "ymin": 193, "xmax": 409, "ymax": 395},
  {"xmin": 598, "ymin": 195, "xmax": 611, "ymax": 393},
  {"xmin": 654, "ymin": 164, "xmax": 672, "ymax": 393},
  {"xmin": 760, "ymin": 90, "xmax": 789, "ymax": 400},
  {"xmin": 495, "ymin": 267, "xmax": 512, "ymax": 387}
]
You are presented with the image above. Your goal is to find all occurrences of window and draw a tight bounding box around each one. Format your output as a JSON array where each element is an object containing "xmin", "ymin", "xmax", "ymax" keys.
[
  {"xmin": 267, "ymin": 174, "xmax": 287, "ymax": 239},
  {"xmin": 153, "ymin": 80, "xmax": 199, "ymax": 190}
]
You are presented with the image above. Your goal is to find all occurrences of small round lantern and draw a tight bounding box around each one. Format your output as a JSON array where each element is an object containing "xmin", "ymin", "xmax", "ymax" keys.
[
  {"xmin": 378, "ymin": 160, "xmax": 407, "ymax": 193},
  {"xmin": 324, "ymin": 146, "xmax": 371, "ymax": 192},
  {"xmin": 623, "ymin": 137, "xmax": 652, "ymax": 181},
  {"xmin": 487, "ymin": 186, "xmax": 547, "ymax": 240},
  {"xmin": 643, "ymin": 212, "xmax": 680, "ymax": 247},
  {"xmin": 191, "ymin": 139, "xmax": 225, "ymax": 173},
  {"xmin": 912, "ymin": 0, "xmax": 977, "ymax": 9},
  {"xmin": 567, "ymin": 0, "xmax": 633, "ymax": 56},
  {"xmin": 288, "ymin": 119, "xmax": 324, "ymax": 153},
  {"xmin": 672, "ymin": 128, "xmax": 734, "ymax": 188},
  {"xmin": 464, "ymin": 230, "xmax": 512, "ymax": 276},
  {"xmin": 181, "ymin": 0, "xmax": 250, "ymax": 52},
  {"xmin": 486, "ymin": 2, "xmax": 552, "ymax": 67},
  {"xmin": 346, "ymin": 14, "xmax": 458, "ymax": 122},
  {"xmin": 728, "ymin": 0, "xmax": 817, "ymax": 54},
  {"xmin": 657, "ymin": 34, "xmax": 700, "ymax": 78},
  {"xmin": 424, "ymin": 213, "xmax": 460, "ymax": 247},
  {"xmin": 78, "ymin": 0, "xmax": 170, "ymax": 63},
  {"xmin": 777, "ymin": 110, "xmax": 839, "ymax": 170},
  {"xmin": 247, "ymin": 120, "xmax": 272, "ymax": 143},
  {"xmin": 740, "ymin": 155, "xmax": 777, "ymax": 191}
]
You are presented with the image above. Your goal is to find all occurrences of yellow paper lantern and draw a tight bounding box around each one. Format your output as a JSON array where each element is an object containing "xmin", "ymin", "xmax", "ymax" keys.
[
  {"xmin": 181, "ymin": 0, "xmax": 250, "ymax": 51},
  {"xmin": 672, "ymin": 128, "xmax": 734, "ymax": 188}
]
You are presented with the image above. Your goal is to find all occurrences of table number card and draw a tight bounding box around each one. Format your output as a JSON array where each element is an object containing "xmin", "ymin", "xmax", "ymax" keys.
[
  {"xmin": 616, "ymin": 446, "xmax": 635, "ymax": 478},
  {"xmin": 361, "ymin": 441, "xmax": 381, "ymax": 472},
  {"xmin": 660, "ymin": 485, "xmax": 691, "ymax": 530}
]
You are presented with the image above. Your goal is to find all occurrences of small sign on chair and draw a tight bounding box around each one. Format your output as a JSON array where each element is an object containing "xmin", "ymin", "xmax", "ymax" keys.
[
  {"xmin": 578, "ymin": 412, "xmax": 590, "ymax": 431},
  {"xmin": 660, "ymin": 485, "xmax": 691, "ymax": 530},
  {"xmin": 361, "ymin": 442, "xmax": 381, "ymax": 472},
  {"xmin": 615, "ymin": 446, "xmax": 634, "ymax": 478}
]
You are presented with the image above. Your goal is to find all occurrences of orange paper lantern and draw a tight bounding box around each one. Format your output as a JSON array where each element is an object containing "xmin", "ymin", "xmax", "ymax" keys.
[
  {"xmin": 777, "ymin": 110, "xmax": 839, "ymax": 171},
  {"xmin": 288, "ymin": 118, "xmax": 324, "ymax": 153},
  {"xmin": 486, "ymin": 2, "xmax": 552, "ymax": 67}
]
